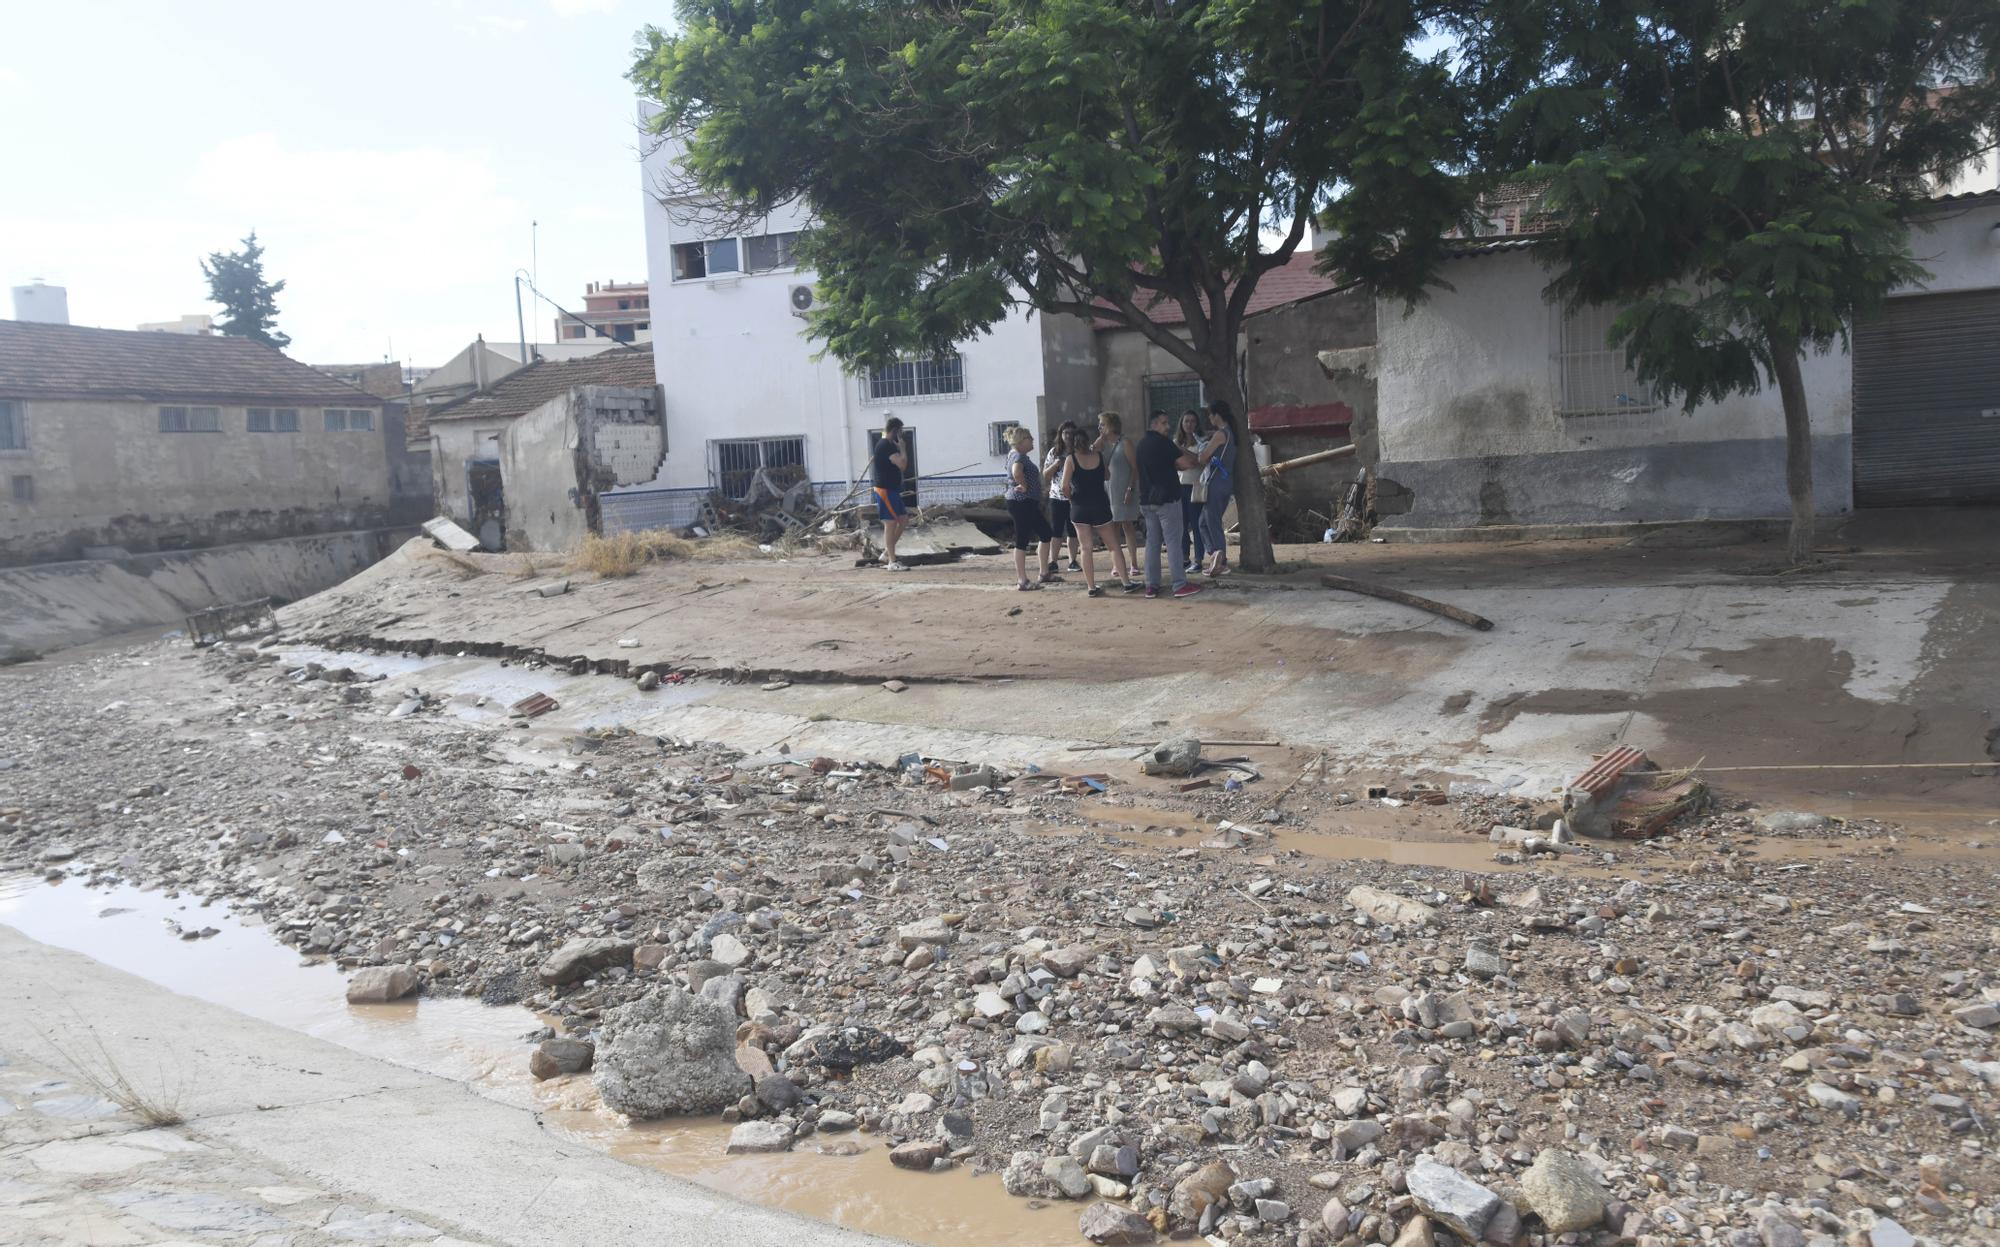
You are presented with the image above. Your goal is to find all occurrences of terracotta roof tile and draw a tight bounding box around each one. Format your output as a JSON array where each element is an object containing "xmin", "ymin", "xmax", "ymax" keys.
[
  {"xmin": 423, "ymin": 348, "xmax": 658, "ymax": 426},
  {"xmin": 0, "ymin": 319, "xmax": 378, "ymax": 405}
]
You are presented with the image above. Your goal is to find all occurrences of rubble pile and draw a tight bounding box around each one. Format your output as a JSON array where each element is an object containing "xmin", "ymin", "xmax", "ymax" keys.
[{"xmin": 1, "ymin": 640, "xmax": 1995, "ymax": 1247}]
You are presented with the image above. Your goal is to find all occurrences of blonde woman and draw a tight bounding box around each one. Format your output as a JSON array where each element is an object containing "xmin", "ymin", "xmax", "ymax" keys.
[
  {"xmin": 1097, "ymin": 411, "xmax": 1141, "ymax": 583},
  {"xmin": 1003, "ymin": 426, "xmax": 1057, "ymax": 590}
]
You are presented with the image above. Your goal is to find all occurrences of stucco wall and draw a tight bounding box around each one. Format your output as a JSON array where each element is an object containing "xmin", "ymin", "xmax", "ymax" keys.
[
  {"xmin": 1095, "ymin": 327, "xmax": 1203, "ymax": 423},
  {"xmin": 640, "ymin": 138, "xmax": 1047, "ymax": 492},
  {"xmin": 498, "ymin": 394, "xmax": 586, "ymax": 553},
  {"xmin": 0, "ymin": 397, "xmax": 394, "ymax": 565},
  {"xmin": 1245, "ymin": 290, "xmax": 1377, "ymax": 533},
  {"xmin": 1373, "ymin": 249, "xmax": 1855, "ymax": 527}
]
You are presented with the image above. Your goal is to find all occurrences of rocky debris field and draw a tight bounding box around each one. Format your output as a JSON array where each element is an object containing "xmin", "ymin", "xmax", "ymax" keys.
[{"xmin": 2, "ymin": 639, "xmax": 1998, "ymax": 1247}]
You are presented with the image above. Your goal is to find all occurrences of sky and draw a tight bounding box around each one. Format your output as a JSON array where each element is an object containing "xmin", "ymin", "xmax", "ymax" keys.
[{"xmin": 0, "ymin": 0, "xmax": 661, "ymax": 367}]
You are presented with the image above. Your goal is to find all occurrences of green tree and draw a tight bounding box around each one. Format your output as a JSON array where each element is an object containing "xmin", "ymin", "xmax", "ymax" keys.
[
  {"xmin": 201, "ymin": 231, "xmax": 291, "ymax": 350},
  {"xmin": 632, "ymin": 0, "xmax": 1478, "ymax": 571},
  {"xmin": 1470, "ymin": 0, "xmax": 1999, "ymax": 563}
]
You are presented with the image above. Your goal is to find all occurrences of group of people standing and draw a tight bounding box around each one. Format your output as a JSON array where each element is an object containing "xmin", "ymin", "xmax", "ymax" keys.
[{"xmin": 1004, "ymin": 399, "xmax": 1238, "ymax": 598}]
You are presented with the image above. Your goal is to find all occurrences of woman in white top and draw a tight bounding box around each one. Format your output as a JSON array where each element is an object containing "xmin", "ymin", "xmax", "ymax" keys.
[{"xmin": 1175, "ymin": 409, "xmax": 1207, "ymax": 574}]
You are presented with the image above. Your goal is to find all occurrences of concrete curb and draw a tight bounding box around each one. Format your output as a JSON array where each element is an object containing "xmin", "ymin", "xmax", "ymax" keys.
[{"xmin": 0, "ymin": 925, "xmax": 904, "ymax": 1247}]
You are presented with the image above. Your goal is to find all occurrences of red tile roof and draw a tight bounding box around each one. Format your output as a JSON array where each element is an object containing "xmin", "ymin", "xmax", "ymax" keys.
[
  {"xmin": 0, "ymin": 319, "xmax": 379, "ymax": 405},
  {"xmin": 1095, "ymin": 251, "xmax": 1342, "ymax": 330}
]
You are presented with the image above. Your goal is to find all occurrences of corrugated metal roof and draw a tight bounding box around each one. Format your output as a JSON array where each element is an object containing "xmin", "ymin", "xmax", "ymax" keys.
[{"xmin": 0, "ymin": 319, "xmax": 378, "ymax": 405}]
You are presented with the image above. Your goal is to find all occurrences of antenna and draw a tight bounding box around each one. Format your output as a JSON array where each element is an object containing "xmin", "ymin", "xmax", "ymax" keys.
[{"xmin": 531, "ymin": 220, "xmax": 539, "ymax": 353}]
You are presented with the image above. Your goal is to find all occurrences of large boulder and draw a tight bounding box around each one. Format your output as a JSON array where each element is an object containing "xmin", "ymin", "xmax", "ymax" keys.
[
  {"xmin": 1140, "ymin": 737, "xmax": 1202, "ymax": 777},
  {"xmin": 1168, "ymin": 1160, "xmax": 1236, "ymax": 1228},
  {"xmin": 529, "ymin": 1037, "xmax": 594, "ymax": 1080},
  {"xmin": 537, "ymin": 937, "xmax": 636, "ymax": 987},
  {"xmin": 1346, "ymin": 886, "xmax": 1438, "ymax": 927},
  {"xmin": 1519, "ymin": 1149, "xmax": 1606, "ymax": 1233},
  {"xmin": 1406, "ymin": 1158, "xmax": 1504, "ymax": 1242},
  {"xmin": 1079, "ymin": 1202, "xmax": 1158, "ymax": 1245},
  {"xmin": 592, "ymin": 987, "xmax": 752, "ymax": 1118},
  {"xmin": 345, "ymin": 966, "xmax": 418, "ymax": 1004}
]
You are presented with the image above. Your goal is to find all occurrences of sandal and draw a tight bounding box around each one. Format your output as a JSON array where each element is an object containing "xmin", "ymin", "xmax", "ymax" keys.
[{"xmin": 1017, "ymin": 580, "xmax": 1042, "ymax": 592}]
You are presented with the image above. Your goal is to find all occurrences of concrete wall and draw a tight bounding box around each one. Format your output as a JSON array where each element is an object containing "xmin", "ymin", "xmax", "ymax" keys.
[
  {"xmin": 0, "ymin": 528, "xmax": 412, "ymax": 661},
  {"xmin": 640, "ymin": 137, "xmax": 1047, "ymax": 493},
  {"xmin": 1245, "ymin": 290, "xmax": 1376, "ymax": 534},
  {"xmin": 1037, "ymin": 312, "xmax": 1101, "ymax": 440},
  {"xmin": 1094, "ymin": 326, "xmax": 1202, "ymax": 422},
  {"xmin": 499, "ymin": 395, "xmax": 587, "ymax": 553},
  {"xmin": 0, "ymin": 397, "xmax": 395, "ymax": 565},
  {"xmin": 1372, "ymin": 249, "xmax": 1854, "ymax": 528},
  {"xmin": 431, "ymin": 419, "xmax": 506, "ymax": 527}
]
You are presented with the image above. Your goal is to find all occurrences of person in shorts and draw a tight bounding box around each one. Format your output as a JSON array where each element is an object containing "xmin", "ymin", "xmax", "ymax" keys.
[
  {"xmin": 871, "ymin": 417, "xmax": 910, "ymax": 571},
  {"xmin": 1003, "ymin": 427, "xmax": 1057, "ymax": 590}
]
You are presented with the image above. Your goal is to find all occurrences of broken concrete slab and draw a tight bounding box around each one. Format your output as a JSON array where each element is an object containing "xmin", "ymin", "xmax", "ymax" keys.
[{"xmin": 420, "ymin": 517, "xmax": 481, "ymax": 553}]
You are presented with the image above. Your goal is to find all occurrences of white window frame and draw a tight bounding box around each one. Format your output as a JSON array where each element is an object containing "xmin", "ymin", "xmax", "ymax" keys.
[
  {"xmin": 708, "ymin": 435, "xmax": 806, "ymax": 500},
  {"xmin": 159, "ymin": 405, "xmax": 222, "ymax": 433},
  {"xmin": 743, "ymin": 230, "xmax": 803, "ymax": 273},
  {"xmin": 671, "ymin": 237, "xmax": 742, "ymax": 282},
  {"xmin": 0, "ymin": 399, "xmax": 24, "ymax": 452},
  {"xmin": 988, "ymin": 421, "xmax": 1019, "ymax": 457},
  {"xmin": 247, "ymin": 407, "xmax": 300, "ymax": 433},
  {"xmin": 1552, "ymin": 302, "xmax": 1661, "ymax": 417},
  {"xmin": 861, "ymin": 353, "xmax": 967, "ymax": 404}
]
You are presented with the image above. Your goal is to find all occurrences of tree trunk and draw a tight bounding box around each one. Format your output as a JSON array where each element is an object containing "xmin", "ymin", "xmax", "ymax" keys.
[
  {"xmin": 1200, "ymin": 367, "xmax": 1276, "ymax": 572},
  {"xmin": 1769, "ymin": 334, "xmax": 1815, "ymax": 566}
]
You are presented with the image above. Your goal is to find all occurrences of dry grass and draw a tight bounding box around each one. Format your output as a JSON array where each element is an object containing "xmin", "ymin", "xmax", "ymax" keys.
[
  {"xmin": 35, "ymin": 1016, "xmax": 192, "ymax": 1128},
  {"xmin": 570, "ymin": 528, "xmax": 770, "ymax": 578}
]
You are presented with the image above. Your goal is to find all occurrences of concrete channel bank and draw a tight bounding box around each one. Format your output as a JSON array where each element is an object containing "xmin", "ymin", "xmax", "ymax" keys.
[{"xmin": 0, "ymin": 925, "xmax": 898, "ymax": 1247}]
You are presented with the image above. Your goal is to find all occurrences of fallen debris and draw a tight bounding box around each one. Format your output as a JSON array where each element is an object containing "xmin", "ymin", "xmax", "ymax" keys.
[
  {"xmin": 420, "ymin": 515, "xmax": 482, "ymax": 553},
  {"xmin": 1319, "ymin": 573, "xmax": 1494, "ymax": 631}
]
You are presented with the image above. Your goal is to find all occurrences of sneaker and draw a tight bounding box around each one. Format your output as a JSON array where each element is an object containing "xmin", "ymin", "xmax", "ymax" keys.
[
  {"xmin": 1086, "ymin": 585, "xmax": 1105, "ymax": 598},
  {"xmin": 1039, "ymin": 571, "xmax": 1064, "ymax": 584},
  {"xmin": 1120, "ymin": 580, "xmax": 1144, "ymax": 593},
  {"xmin": 1066, "ymin": 558, "xmax": 1081, "ymax": 572},
  {"xmin": 1017, "ymin": 580, "xmax": 1042, "ymax": 592},
  {"xmin": 886, "ymin": 561, "xmax": 910, "ymax": 572},
  {"xmin": 1143, "ymin": 586, "xmax": 1158, "ymax": 599},
  {"xmin": 1173, "ymin": 582, "xmax": 1205, "ymax": 599}
]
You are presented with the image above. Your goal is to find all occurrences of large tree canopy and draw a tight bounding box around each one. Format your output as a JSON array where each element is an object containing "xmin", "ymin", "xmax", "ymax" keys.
[
  {"xmin": 201, "ymin": 231, "xmax": 290, "ymax": 350},
  {"xmin": 633, "ymin": 0, "xmax": 1478, "ymax": 570},
  {"xmin": 1461, "ymin": 0, "xmax": 2000, "ymax": 562}
]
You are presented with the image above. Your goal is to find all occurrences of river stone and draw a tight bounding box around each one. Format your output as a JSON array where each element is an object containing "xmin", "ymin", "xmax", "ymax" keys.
[
  {"xmin": 890, "ymin": 1140, "xmax": 947, "ymax": 1170},
  {"xmin": 1347, "ymin": 885, "xmax": 1438, "ymax": 927},
  {"xmin": 529, "ymin": 1038, "xmax": 594, "ymax": 1080},
  {"xmin": 345, "ymin": 966, "xmax": 418, "ymax": 1004},
  {"xmin": 537, "ymin": 936, "xmax": 635, "ymax": 986},
  {"xmin": 1043, "ymin": 1156, "xmax": 1093, "ymax": 1199},
  {"xmin": 1518, "ymin": 1148, "xmax": 1606, "ymax": 1233},
  {"xmin": 1078, "ymin": 1201, "xmax": 1157, "ymax": 1244},
  {"xmin": 709, "ymin": 933, "xmax": 751, "ymax": 969},
  {"xmin": 592, "ymin": 987, "xmax": 751, "ymax": 1118},
  {"xmin": 724, "ymin": 1121, "xmax": 795, "ymax": 1154},
  {"xmin": 1406, "ymin": 1158, "xmax": 1503, "ymax": 1241},
  {"xmin": 1168, "ymin": 1159, "xmax": 1235, "ymax": 1227}
]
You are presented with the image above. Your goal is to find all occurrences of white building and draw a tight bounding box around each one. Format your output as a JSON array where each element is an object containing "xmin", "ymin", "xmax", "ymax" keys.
[{"xmin": 616, "ymin": 133, "xmax": 1084, "ymax": 530}]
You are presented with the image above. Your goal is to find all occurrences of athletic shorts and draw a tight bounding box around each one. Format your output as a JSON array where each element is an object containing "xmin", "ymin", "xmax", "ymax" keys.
[
  {"xmin": 1007, "ymin": 498, "xmax": 1053, "ymax": 550},
  {"xmin": 873, "ymin": 486, "xmax": 908, "ymax": 521}
]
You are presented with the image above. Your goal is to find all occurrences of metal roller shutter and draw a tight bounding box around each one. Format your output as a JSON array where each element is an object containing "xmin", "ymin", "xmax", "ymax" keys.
[{"xmin": 1851, "ymin": 289, "xmax": 2000, "ymax": 507}]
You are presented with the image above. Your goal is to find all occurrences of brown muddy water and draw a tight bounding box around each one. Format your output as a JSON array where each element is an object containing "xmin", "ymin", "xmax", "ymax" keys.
[{"xmin": 0, "ymin": 875, "xmax": 1077, "ymax": 1246}]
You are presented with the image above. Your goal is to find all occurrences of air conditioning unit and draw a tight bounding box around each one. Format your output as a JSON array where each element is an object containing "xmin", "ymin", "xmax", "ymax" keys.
[{"xmin": 787, "ymin": 284, "xmax": 820, "ymax": 318}]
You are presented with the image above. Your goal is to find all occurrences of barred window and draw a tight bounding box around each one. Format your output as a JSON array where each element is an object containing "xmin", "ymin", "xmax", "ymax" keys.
[
  {"xmin": 247, "ymin": 407, "xmax": 300, "ymax": 433},
  {"xmin": 864, "ymin": 353, "xmax": 966, "ymax": 403},
  {"xmin": 159, "ymin": 405, "xmax": 222, "ymax": 432},
  {"xmin": 0, "ymin": 399, "xmax": 23, "ymax": 450},
  {"xmin": 324, "ymin": 408, "xmax": 375, "ymax": 432},
  {"xmin": 1553, "ymin": 303, "xmax": 1660, "ymax": 417},
  {"xmin": 709, "ymin": 436, "xmax": 806, "ymax": 500}
]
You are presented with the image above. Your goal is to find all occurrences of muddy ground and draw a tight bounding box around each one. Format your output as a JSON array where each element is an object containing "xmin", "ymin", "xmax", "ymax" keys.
[{"xmin": 2, "ymin": 628, "xmax": 1997, "ymax": 1247}]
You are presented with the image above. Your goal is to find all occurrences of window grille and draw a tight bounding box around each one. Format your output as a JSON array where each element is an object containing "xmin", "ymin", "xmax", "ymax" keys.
[
  {"xmin": 0, "ymin": 400, "xmax": 23, "ymax": 450},
  {"xmin": 709, "ymin": 436, "xmax": 806, "ymax": 500},
  {"xmin": 248, "ymin": 407, "xmax": 299, "ymax": 432},
  {"xmin": 1144, "ymin": 377, "xmax": 1204, "ymax": 420},
  {"xmin": 864, "ymin": 353, "xmax": 966, "ymax": 402},
  {"xmin": 9, "ymin": 475, "xmax": 30, "ymax": 503},
  {"xmin": 988, "ymin": 422, "xmax": 1019, "ymax": 456},
  {"xmin": 1553, "ymin": 302, "xmax": 1660, "ymax": 416},
  {"xmin": 324, "ymin": 408, "xmax": 375, "ymax": 432},
  {"xmin": 159, "ymin": 406, "xmax": 221, "ymax": 432}
]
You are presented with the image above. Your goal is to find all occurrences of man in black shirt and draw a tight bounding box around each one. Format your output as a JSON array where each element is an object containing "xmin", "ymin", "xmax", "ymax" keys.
[
  {"xmin": 1136, "ymin": 410, "xmax": 1203, "ymax": 598},
  {"xmin": 871, "ymin": 417, "xmax": 910, "ymax": 571}
]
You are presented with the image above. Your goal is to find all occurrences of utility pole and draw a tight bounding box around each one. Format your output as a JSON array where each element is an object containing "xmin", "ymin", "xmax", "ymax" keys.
[{"xmin": 513, "ymin": 271, "xmax": 530, "ymax": 370}]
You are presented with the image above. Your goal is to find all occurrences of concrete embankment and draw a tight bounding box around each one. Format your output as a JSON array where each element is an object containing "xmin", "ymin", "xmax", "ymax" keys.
[
  {"xmin": 0, "ymin": 528, "xmax": 414, "ymax": 661},
  {"xmin": 0, "ymin": 924, "xmax": 899, "ymax": 1247}
]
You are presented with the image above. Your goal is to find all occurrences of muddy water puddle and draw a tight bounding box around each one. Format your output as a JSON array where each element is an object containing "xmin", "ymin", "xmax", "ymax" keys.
[{"xmin": 0, "ymin": 875, "xmax": 1076, "ymax": 1247}]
